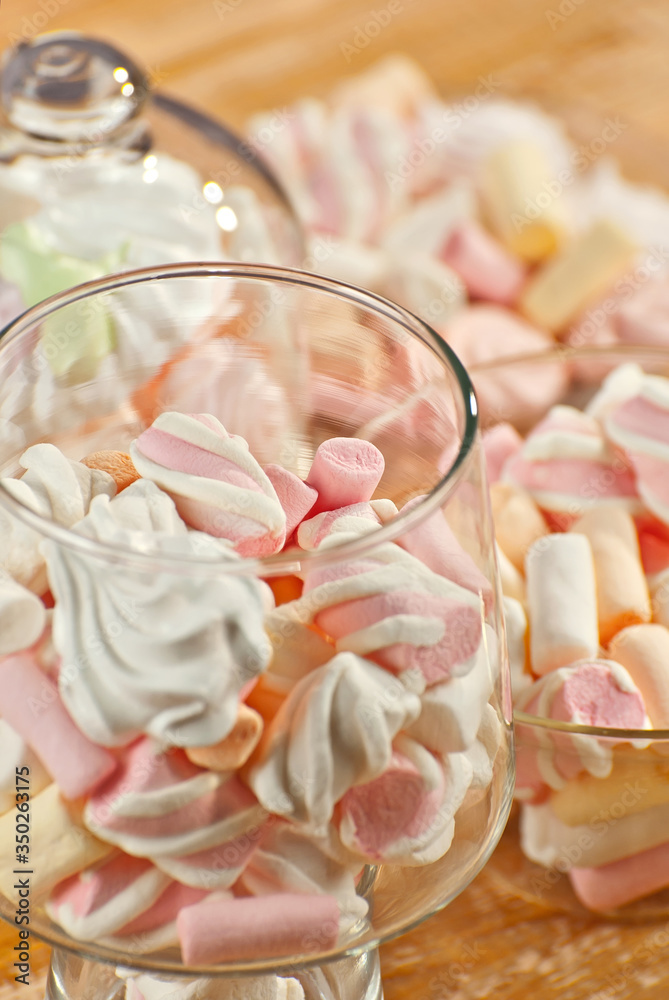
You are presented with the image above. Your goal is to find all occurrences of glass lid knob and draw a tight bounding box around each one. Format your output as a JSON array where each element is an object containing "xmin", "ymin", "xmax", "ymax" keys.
[{"xmin": 1, "ymin": 31, "xmax": 148, "ymax": 143}]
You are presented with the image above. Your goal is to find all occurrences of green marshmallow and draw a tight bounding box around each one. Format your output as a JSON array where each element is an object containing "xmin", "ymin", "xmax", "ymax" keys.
[{"xmin": 0, "ymin": 220, "xmax": 123, "ymax": 377}]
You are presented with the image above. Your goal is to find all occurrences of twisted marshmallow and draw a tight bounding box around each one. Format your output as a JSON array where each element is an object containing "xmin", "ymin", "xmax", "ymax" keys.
[
  {"xmin": 130, "ymin": 412, "xmax": 286, "ymax": 557},
  {"xmin": 85, "ymin": 739, "xmax": 267, "ymax": 890}
]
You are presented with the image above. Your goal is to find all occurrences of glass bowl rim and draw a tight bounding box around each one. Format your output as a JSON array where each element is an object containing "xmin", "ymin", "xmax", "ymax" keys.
[{"xmin": 0, "ymin": 260, "xmax": 479, "ymax": 576}]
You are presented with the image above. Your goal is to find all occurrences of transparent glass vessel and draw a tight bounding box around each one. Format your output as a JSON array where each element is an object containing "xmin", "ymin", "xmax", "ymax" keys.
[
  {"xmin": 471, "ymin": 343, "xmax": 669, "ymax": 921},
  {"xmin": 0, "ymin": 264, "xmax": 513, "ymax": 998}
]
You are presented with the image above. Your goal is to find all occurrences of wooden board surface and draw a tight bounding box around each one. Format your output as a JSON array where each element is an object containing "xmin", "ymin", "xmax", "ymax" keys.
[{"xmin": 4, "ymin": 0, "xmax": 669, "ymax": 995}]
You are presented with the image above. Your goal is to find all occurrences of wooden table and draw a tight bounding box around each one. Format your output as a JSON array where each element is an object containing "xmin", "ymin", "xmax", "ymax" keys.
[{"xmin": 4, "ymin": 0, "xmax": 669, "ymax": 995}]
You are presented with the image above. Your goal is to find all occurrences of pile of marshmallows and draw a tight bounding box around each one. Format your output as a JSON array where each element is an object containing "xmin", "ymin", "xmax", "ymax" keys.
[
  {"xmin": 247, "ymin": 56, "xmax": 669, "ymax": 431},
  {"xmin": 486, "ymin": 360, "xmax": 669, "ymax": 912},
  {"xmin": 0, "ymin": 410, "xmax": 500, "ymax": 965}
]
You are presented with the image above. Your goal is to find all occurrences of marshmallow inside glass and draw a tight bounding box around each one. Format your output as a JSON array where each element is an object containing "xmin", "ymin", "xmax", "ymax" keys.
[
  {"xmin": 0, "ymin": 263, "xmax": 513, "ymax": 999},
  {"xmin": 471, "ymin": 344, "xmax": 669, "ymax": 920}
]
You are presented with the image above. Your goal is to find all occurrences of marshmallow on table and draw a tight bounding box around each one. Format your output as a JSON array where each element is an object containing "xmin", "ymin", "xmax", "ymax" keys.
[
  {"xmin": 608, "ymin": 624, "xmax": 669, "ymax": 728},
  {"xmin": 130, "ymin": 412, "xmax": 286, "ymax": 557},
  {"xmin": 570, "ymin": 507, "xmax": 651, "ymax": 644},
  {"xmin": 525, "ymin": 533, "xmax": 599, "ymax": 676},
  {"xmin": 0, "ymin": 573, "xmax": 46, "ymax": 655},
  {"xmin": 177, "ymin": 893, "xmax": 340, "ymax": 964},
  {"xmin": 246, "ymin": 651, "xmax": 421, "ymax": 828},
  {"xmin": 439, "ymin": 219, "xmax": 526, "ymax": 305},
  {"xmin": 503, "ymin": 595, "xmax": 531, "ymax": 703},
  {"xmin": 185, "ymin": 704, "xmax": 264, "ymax": 772},
  {"xmin": 490, "ymin": 481, "xmax": 548, "ymax": 573},
  {"xmin": 482, "ymin": 422, "xmax": 523, "ymax": 484},
  {"xmin": 616, "ymin": 278, "xmax": 669, "ymax": 347},
  {"xmin": 503, "ymin": 404, "xmax": 641, "ymax": 529},
  {"xmin": 480, "ymin": 139, "xmax": 567, "ymax": 262},
  {"xmin": 304, "ymin": 437, "xmax": 385, "ymax": 515},
  {"xmin": 514, "ymin": 660, "xmax": 648, "ymax": 800},
  {"xmin": 519, "ymin": 219, "xmax": 636, "ymax": 331},
  {"xmin": 604, "ymin": 376, "xmax": 669, "ymax": 527},
  {"xmin": 329, "ymin": 53, "xmax": 437, "ymax": 118},
  {"xmin": 496, "ymin": 543, "xmax": 525, "ymax": 602},
  {"xmin": 569, "ymin": 842, "xmax": 669, "ymax": 911},
  {"xmin": 550, "ymin": 750, "xmax": 669, "ymax": 828},
  {"xmin": 380, "ymin": 254, "xmax": 466, "ymax": 327},
  {"xmin": 0, "ymin": 651, "xmax": 117, "ymax": 799},
  {"xmin": 0, "ymin": 783, "xmax": 112, "ymax": 902},
  {"xmin": 443, "ymin": 306, "xmax": 564, "ymax": 430},
  {"xmin": 337, "ymin": 735, "xmax": 473, "ymax": 865},
  {"xmin": 521, "ymin": 799, "xmax": 669, "ymax": 871}
]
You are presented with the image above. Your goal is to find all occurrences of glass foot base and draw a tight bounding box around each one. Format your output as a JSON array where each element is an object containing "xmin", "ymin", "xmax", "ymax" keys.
[{"xmin": 45, "ymin": 946, "xmax": 384, "ymax": 1000}]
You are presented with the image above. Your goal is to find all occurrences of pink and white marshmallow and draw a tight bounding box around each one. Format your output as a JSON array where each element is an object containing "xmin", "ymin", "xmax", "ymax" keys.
[{"xmin": 130, "ymin": 412, "xmax": 286, "ymax": 557}]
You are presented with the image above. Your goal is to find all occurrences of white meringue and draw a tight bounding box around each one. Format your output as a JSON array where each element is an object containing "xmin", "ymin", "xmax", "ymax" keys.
[
  {"xmin": 246, "ymin": 650, "xmax": 421, "ymax": 830},
  {"xmin": 44, "ymin": 482, "xmax": 272, "ymax": 748}
]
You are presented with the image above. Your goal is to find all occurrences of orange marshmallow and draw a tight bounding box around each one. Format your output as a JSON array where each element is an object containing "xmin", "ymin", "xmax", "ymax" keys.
[
  {"xmin": 490, "ymin": 481, "xmax": 549, "ymax": 573},
  {"xmin": 186, "ymin": 704, "xmax": 263, "ymax": 771},
  {"xmin": 81, "ymin": 450, "xmax": 140, "ymax": 493},
  {"xmin": 570, "ymin": 507, "xmax": 651, "ymax": 644},
  {"xmin": 608, "ymin": 624, "xmax": 669, "ymax": 728}
]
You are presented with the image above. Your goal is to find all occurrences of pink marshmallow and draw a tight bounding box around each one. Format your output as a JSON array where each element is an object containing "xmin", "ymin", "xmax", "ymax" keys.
[
  {"xmin": 116, "ymin": 880, "xmax": 208, "ymax": 938},
  {"xmin": 297, "ymin": 501, "xmax": 384, "ymax": 550},
  {"xmin": 570, "ymin": 840, "xmax": 669, "ymax": 912},
  {"xmin": 84, "ymin": 739, "xmax": 267, "ymax": 888},
  {"xmin": 482, "ymin": 422, "xmax": 523, "ymax": 484},
  {"xmin": 504, "ymin": 405, "xmax": 640, "ymax": 529},
  {"xmin": 440, "ymin": 220, "xmax": 526, "ymax": 306},
  {"xmin": 0, "ymin": 652, "xmax": 117, "ymax": 799},
  {"xmin": 444, "ymin": 305, "xmax": 565, "ymax": 429},
  {"xmin": 337, "ymin": 748, "xmax": 443, "ymax": 859},
  {"xmin": 177, "ymin": 892, "xmax": 340, "ymax": 963},
  {"xmin": 46, "ymin": 853, "xmax": 170, "ymax": 940},
  {"xmin": 514, "ymin": 660, "xmax": 648, "ymax": 801},
  {"xmin": 396, "ymin": 495, "xmax": 493, "ymax": 610},
  {"xmin": 130, "ymin": 412, "xmax": 286, "ymax": 557},
  {"xmin": 263, "ymin": 463, "xmax": 318, "ymax": 537},
  {"xmin": 305, "ymin": 437, "xmax": 385, "ymax": 514}
]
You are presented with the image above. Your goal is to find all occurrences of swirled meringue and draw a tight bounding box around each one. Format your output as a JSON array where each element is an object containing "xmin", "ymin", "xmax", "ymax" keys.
[
  {"xmin": 43, "ymin": 480, "xmax": 273, "ymax": 748},
  {"xmin": 245, "ymin": 650, "xmax": 422, "ymax": 830},
  {"xmin": 0, "ymin": 442, "xmax": 115, "ymax": 591},
  {"xmin": 130, "ymin": 412, "xmax": 287, "ymax": 556}
]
